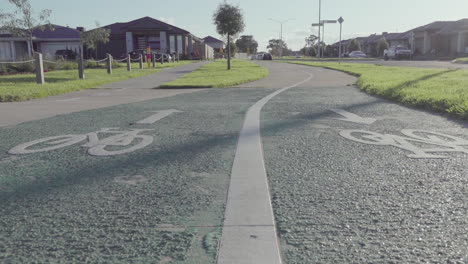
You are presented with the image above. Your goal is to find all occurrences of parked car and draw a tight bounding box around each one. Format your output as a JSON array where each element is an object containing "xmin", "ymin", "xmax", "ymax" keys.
[
  {"xmin": 55, "ymin": 49, "xmax": 76, "ymax": 60},
  {"xmin": 383, "ymin": 46, "xmax": 412, "ymax": 60},
  {"xmin": 262, "ymin": 53, "xmax": 273, "ymax": 60},
  {"xmin": 348, "ymin": 51, "xmax": 367, "ymax": 58}
]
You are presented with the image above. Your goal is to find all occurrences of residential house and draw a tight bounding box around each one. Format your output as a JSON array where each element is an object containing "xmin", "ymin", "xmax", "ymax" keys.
[
  {"xmin": 0, "ymin": 25, "xmax": 82, "ymax": 61},
  {"xmin": 203, "ymin": 36, "xmax": 225, "ymax": 53},
  {"xmin": 412, "ymin": 19, "xmax": 468, "ymax": 57},
  {"xmin": 96, "ymin": 17, "xmax": 201, "ymax": 59},
  {"xmin": 385, "ymin": 31, "xmax": 412, "ymax": 48}
]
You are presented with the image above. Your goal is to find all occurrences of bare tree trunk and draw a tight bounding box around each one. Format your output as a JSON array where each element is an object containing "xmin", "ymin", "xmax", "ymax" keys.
[{"xmin": 227, "ymin": 33, "xmax": 231, "ymax": 70}]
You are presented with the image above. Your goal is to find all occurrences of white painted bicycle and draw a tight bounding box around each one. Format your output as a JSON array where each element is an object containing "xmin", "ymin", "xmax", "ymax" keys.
[
  {"xmin": 339, "ymin": 129, "xmax": 468, "ymax": 159},
  {"xmin": 9, "ymin": 128, "xmax": 154, "ymax": 156}
]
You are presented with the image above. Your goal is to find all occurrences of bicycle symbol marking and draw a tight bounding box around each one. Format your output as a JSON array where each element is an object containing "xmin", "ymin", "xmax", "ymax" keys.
[
  {"xmin": 8, "ymin": 128, "xmax": 154, "ymax": 157},
  {"xmin": 339, "ymin": 129, "xmax": 468, "ymax": 159}
]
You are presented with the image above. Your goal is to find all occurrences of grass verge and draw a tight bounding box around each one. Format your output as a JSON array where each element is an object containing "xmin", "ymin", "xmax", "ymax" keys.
[
  {"xmin": 453, "ymin": 57, "xmax": 468, "ymax": 64},
  {"xmin": 159, "ymin": 59, "xmax": 269, "ymax": 88},
  {"xmin": 0, "ymin": 61, "xmax": 193, "ymax": 102},
  {"xmin": 289, "ymin": 61, "xmax": 468, "ymax": 119}
]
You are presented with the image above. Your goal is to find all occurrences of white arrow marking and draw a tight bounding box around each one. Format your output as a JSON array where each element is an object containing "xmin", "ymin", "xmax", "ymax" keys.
[
  {"xmin": 330, "ymin": 109, "xmax": 377, "ymax": 125},
  {"xmin": 136, "ymin": 109, "xmax": 182, "ymax": 124}
]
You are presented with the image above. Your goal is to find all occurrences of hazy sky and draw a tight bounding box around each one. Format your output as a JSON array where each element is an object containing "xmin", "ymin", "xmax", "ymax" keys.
[{"xmin": 3, "ymin": 0, "xmax": 468, "ymax": 51}]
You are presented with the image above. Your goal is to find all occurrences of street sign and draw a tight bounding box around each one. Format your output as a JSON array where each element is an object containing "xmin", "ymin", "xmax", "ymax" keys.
[
  {"xmin": 312, "ymin": 23, "xmax": 323, "ymax": 27},
  {"xmin": 322, "ymin": 20, "xmax": 337, "ymax": 23},
  {"xmin": 338, "ymin": 17, "xmax": 344, "ymax": 24}
]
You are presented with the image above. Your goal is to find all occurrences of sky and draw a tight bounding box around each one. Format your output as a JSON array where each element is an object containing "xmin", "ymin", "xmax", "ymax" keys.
[{"xmin": 3, "ymin": 0, "xmax": 468, "ymax": 51}]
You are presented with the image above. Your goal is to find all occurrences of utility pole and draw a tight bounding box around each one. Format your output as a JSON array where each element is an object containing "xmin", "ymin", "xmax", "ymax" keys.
[
  {"xmin": 269, "ymin": 18, "xmax": 294, "ymax": 57},
  {"xmin": 318, "ymin": 0, "xmax": 322, "ymax": 58},
  {"xmin": 321, "ymin": 20, "xmax": 337, "ymax": 57},
  {"xmin": 338, "ymin": 16, "xmax": 344, "ymax": 64}
]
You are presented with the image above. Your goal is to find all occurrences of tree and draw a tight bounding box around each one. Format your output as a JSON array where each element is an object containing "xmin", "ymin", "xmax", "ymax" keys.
[
  {"xmin": 1, "ymin": 0, "xmax": 53, "ymax": 55},
  {"xmin": 348, "ymin": 39, "xmax": 361, "ymax": 52},
  {"xmin": 305, "ymin": 35, "xmax": 318, "ymax": 47},
  {"xmin": 235, "ymin": 35, "xmax": 258, "ymax": 54},
  {"xmin": 81, "ymin": 21, "xmax": 111, "ymax": 59},
  {"xmin": 377, "ymin": 37, "xmax": 389, "ymax": 57},
  {"xmin": 300, "ymin": 46, "xmax": 316, "ymax": 57},
  {"xmin": 267, "ymin": 39, "xmax": 288, "ymax": 57},
  {"xmin": 213, "ymin": 2, "xmax": 245, "ymax": 70},
  {"xmin": 227, "ymin": 41, "xmax": 237, "ymax": 57}
]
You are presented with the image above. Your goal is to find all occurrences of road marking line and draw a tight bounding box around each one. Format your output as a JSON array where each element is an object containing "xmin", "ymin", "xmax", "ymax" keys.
[
  {"xmin": 55, "ymin": 98, "xmax": 81, "ymax": 102},
  {"xmin": 330, "ymin": 109, "xmax": 377, "ymax": 125},
  {"xmin": 217, "ymin": 71, "xmax": 314, "ymax": 264},
  {"xmin": 136, "ymin": 109, "xmax": 182, "ymax": 124}
]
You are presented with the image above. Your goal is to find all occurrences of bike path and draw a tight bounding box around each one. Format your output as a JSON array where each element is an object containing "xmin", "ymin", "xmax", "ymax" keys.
[
  {"xmin": 0, "ymin": 87, "xmax": 276, "ymax": 263},
  {"xmin": 0, "ymin": 62, "xmax": 207, "ymax": 128},
  {"xmin": 260, "ymin": 64, "xmax": 468, "ymax": 263}
]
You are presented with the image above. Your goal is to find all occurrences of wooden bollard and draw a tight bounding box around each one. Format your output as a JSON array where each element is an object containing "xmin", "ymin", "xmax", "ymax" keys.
[
  {"xmin": 78, "ymin": 53, "xmax": 85, "ymax": 79},
  {"xmin": 106, "ymin": 54, "xmax": 112, "ymax": 74},
  {"xmin": 127, "ymin": 55, "xmax": 131, "ymax": 71},
  {"xmin": 139, "ymin": 54, "xmax": 143, "ymax": 69},
  {"xmin": 34, "ymin": 52, "xmax": 45, "ymax": 84}
]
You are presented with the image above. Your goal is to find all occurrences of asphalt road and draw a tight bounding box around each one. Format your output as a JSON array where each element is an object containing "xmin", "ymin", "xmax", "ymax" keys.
[
  {"xmin": 281, "ymin": 58, "xmax": 468, "ymax": 69},
  {"xmin": 0, "ymin": 61, "xmax": 467, "ymax": 263}
]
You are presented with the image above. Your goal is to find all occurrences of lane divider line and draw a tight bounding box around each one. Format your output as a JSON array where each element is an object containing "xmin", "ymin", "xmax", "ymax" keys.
[{"xmin": 217, "ymin": 71, "xmax": 315, "ymax": 264}]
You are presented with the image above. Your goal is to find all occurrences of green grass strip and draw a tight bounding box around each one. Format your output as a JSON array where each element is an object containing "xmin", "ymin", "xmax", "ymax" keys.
[
  {"xmin": 453, "ymin": 57, "xmax": 468, "ymax": 64},
  {"xmin": 0, "ymin": 61, "xmax": 193, "ymax": 102},
  {"xmin": 159, "ymin": 59, "xmax": 269, "ymax": 88},
  {"xmin": 289, "ymin": 61, "xmax": 468, "ymax": 119}
]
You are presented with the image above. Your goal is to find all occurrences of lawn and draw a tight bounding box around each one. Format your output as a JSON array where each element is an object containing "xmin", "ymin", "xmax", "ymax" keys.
[
  {"xmin": 159, "ymin": 59, "xmax": 269, "ymax": 88},
  {"xmin": 0, "ymin": 61, "xmax": 193, "ymax": 102},
  {"xmin": 289, "ymin": 61, "xmax": 468, "ymax": 119}
]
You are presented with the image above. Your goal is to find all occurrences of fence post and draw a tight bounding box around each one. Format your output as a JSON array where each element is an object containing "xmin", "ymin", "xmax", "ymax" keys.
[
  {"xmin": 152, "ymin": 53, "xmax": 156, "ymax": 68},
  {"xmin": 161, "ymin": 54, "xmax": 164, "ymax": 64},
  {"xmin": 78, "ymin": 52, "xmax": 85, "ymax": 79},
  {"xmin": 34, "ymin": 52, "xmax": 45, "ymax": 84},
  {"xmin": 139, "ymin": 54, "xmax": 143, "ymax": 69},
  {"xmin": 127, "ymin": 54, "xmax": 131, "ymax": 71},
  {"xmin": 106, "ymin": 54, "xmax": 112, "ymax": 74},
  {"xmin": 177, "ymin": 53, "xmax": 180, "ymax": 63}
]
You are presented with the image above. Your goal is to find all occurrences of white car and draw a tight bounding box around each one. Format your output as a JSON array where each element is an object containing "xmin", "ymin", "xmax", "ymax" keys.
[
  {"xmin": 348, "ymin": 51, "xmax": 367, "ymax": 58},
  {"xmin": 384, "ymin": 46, "xmax": 412, "ymax": 60}
]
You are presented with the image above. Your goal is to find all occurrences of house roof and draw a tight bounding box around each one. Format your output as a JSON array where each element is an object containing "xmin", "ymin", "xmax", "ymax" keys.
[
  {"xmin": 33, "ymin": 24, "xmax": 81, "ymax": 39},
  {"xmin": 203, "ymin": 36, "xmax": 224, "ymax": 44},
  {"xmin": 0, "ymin": 24, "xmax": 81, "ymax": 39},
  {"xmin": 101, "ymin": 17, "xmax": 190, "ymax": 35},
  {"xmin": 438, "ymin": 19, "xmax": 468, "ymax": 34}
]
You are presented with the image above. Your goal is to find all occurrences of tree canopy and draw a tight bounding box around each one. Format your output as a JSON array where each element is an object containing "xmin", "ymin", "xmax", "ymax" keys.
[
  {"xmin": 1, "ymin": 0, "xmax": 53, "ymax": 54},
  {"xmin": 81, "ymin": 21, "xmax": 111, "ymax": 59},
  {"xmin": 267, "ymin": 39, "xmax": 292, "ymax": 56},
  {"xmin": 377, "ymin": 37, "xmax": 389, "ymax": 56},
  {"xmin": 213, "ymin": 2, "xmax": 245, "ymax": 70},
  {"xmin": 235, "ymin": 35, "xmax": 258, "ymax": 54},
  {"xmin": 348, "ymin": 39, "xmax": 361, "ymax": 52}
]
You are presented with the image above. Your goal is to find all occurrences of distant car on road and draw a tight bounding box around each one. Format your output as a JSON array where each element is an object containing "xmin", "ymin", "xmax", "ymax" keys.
[
  {"xmin": 348, "ymin": 51, "xmax": 367, "ymax": 58},
  {"xmin": 384, "ymin": 46, "xmax": 412, "ymax": 60},
  {"xmin": 262, "ymin": 53, "xmax": 273, "ymax": 60}
]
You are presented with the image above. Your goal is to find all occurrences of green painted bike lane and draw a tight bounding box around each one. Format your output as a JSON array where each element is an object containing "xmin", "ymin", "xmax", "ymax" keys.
[{"xmin": 0, "ymin": 87, "xmax": 275, "ymax": 263}]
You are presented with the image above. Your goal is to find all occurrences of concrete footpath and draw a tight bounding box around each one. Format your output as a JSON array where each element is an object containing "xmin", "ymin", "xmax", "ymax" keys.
[{"xmin": 0, "ymin": 62, "xmax": 207, "ymax": 127}]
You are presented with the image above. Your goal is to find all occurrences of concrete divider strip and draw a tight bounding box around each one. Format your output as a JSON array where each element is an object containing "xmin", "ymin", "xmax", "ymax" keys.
[{"xmin": 217, "ymin": 71, "xmax": 315, "ymax": 264}]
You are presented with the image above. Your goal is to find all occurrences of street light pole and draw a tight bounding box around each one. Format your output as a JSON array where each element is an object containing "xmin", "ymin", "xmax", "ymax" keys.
[
  {"xmin": 320, "ymin": 20, "xmax": 337, "ymax": 58},
  {"xmin": 338, "ymin": 16, "xmax": 344, "ymax": 64},
  {"xmin": 269, "ymin": 18, "xmax": 294, "ymax": 57},
  {"xmin": 318, "ymin": 0, "xmax": 321, "ymax": 58}
]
